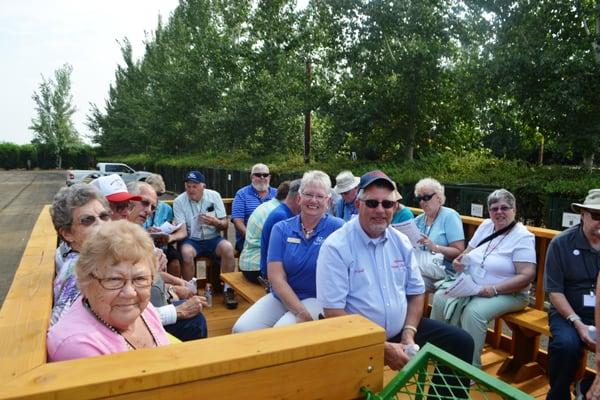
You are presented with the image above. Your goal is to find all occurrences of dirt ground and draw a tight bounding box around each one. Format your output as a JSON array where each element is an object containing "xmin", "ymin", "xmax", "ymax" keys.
[{"xmin": 0, "ymin": 170, "xmax": 67, "ymax": 306}]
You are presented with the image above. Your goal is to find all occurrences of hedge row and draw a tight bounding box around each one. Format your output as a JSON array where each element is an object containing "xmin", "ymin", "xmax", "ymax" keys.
[{"xmin": 0, "ymin": 143, "xmax": 97, "ymax": 170}]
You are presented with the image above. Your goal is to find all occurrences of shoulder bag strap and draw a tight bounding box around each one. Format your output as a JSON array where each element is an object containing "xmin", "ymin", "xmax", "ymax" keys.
[{"xmin": 474, "ymin": 220, "xmax": 517, "ymax": 248}]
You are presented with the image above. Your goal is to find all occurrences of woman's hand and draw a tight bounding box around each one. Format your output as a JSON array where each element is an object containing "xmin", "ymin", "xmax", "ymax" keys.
[
  {"xmin": 418, "ymin": 234, "xmax": 437, "ymax": 252},
  {"xmin": 173, "ymin": 285, "xmax": 195, "ymax": 300},
  {"xmin": 175, "ymin": 296, "xmax": 207, "ymax": 319},
  {"xmin": 478, "ymin": 285, "xmax": 496, "ymax": 298},
  {"xmin": 294, "ymin": 310, "xmax": 313, "ymax": 323},
  {"xmin": 453, "ymin": 253, "xmax": 466, "ymax": 273}
]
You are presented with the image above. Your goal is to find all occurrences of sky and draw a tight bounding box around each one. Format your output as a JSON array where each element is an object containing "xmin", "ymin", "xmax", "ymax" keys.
[{"xmin": 0, "ymin": 0, "xmax": 180, "ymax": 145}]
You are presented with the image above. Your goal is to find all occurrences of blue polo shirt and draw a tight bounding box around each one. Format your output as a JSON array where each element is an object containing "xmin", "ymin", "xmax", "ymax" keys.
[
  {"xmin": 316, "ymin": 218, "xmax": 425, "ymax": 339},
  {"xmin": 267, "ymin": 214, "xmax": 344, "ymax": 301},
  {"xmin": 260, "ymin": 202, "xmax": 295, "ymax": 277},
  {"xmin": 335, "ymin": 198, "xmax": 358, "ymax": 221},
  {"xmin": 232, "ymin": 184, "xmax": 277, "ymax": 241}
]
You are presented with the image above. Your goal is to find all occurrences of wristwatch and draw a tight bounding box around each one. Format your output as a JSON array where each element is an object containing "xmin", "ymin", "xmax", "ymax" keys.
[{"xmin": 566, "ymin": 314, "xmax": 581, "ymax": 324}]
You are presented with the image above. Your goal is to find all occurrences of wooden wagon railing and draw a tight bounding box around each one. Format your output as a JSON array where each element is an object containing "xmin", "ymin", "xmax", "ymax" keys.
[{"xmin": 0, "ymin": 205, "xmax": 385, "ymax": 400}]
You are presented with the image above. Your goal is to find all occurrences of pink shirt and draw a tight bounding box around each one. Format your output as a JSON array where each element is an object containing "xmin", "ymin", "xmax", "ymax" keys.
[{"xmin": 47, "ymin": 298, "xmax": 169, "ymax": 362}]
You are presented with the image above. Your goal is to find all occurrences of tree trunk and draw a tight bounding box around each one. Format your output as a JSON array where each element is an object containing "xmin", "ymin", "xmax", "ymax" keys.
[
  {"xmin": 404, "ymin": 124, "xmax": 416, "ymax": 161},
  {"xmin": 583, "ymin": 153, "xmax": 595, "ymax": 171}
]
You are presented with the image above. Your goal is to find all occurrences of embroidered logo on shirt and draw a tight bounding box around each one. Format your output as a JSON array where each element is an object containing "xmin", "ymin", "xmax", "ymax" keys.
[
  {"xmin": 391, "ymin": 259, "xmax": 406, "ymax": 268},
  {"xmin": 353, "ymin": 268, "xmax": 365, "ymax": 274},
  {"xmin": 313, "ymin": 236, "xmax": 324, "ymax": 245}
]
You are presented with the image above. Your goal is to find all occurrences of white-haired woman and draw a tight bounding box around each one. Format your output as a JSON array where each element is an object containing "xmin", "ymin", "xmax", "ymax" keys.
[
  {"xmin": 413, "ymin": 177, "xmax": 465, "ymax": 289},
  {"xmin": 233, "ymin": 170, "xmax": 344, "ymax": 332},
  {"xmin": 47, "ymin": 220, "xmax": 169, "ymax": 361},
  {"xmin": 430, "ymin": 189, "xmax": 536, "ymax": 368}
]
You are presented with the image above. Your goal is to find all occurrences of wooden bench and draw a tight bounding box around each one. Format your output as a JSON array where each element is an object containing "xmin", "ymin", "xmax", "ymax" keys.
[
  {"xmin": 0, "ymin": 206, "xmax": 386, "ymax": 399},
  {"xmin": 221, "ymin": 271, "xmax": 267, "ymax": 304}
]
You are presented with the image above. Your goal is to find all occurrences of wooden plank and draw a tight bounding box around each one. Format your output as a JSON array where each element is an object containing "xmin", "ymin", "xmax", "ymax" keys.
[
  {"xmin": 220, "ymin": 272, "xmax": 266, "ymax": 304},
  {"xmin": 502, "ymin": 308, "xmax": 549, "ymax": 336},
  {"xmin": 110, "ymin": 346, "xmax": 383, "ymax": 400},
  {"xmin": 0, "ymin": 206, "xmax": 55, "ymax": 379},
  {"xmin": 1, "ymin": 315, "xmax": 385, "ymax": 399}
]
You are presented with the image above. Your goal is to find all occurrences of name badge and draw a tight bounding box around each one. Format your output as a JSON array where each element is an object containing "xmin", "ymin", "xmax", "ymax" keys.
[
  {"xmin": 584, "ymin": 291, "xmax": 596, "ymax": 307},
  {"xmin": 287, "ymin": 237, "xmax": 301, "ymax": 244},
  {"xmin": 472, "ymin": 265, "xmax": 486, "ymax": 279}
]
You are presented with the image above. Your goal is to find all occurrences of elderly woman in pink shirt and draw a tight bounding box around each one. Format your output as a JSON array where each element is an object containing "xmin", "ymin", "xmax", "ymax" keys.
[{"xmin": 47, "ymin": 220, "xmax": 169, "ymax": 361}]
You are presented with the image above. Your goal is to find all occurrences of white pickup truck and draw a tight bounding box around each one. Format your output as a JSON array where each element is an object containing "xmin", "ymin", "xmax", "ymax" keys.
[{"xmin": 66, "ymin": 162, "xmax": 153, "ymax": 186}]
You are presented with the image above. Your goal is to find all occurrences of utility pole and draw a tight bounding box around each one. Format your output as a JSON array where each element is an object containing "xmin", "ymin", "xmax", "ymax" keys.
[{"xmin": 303, "ymin": 59, "xmax": 311, "ymax": 165}]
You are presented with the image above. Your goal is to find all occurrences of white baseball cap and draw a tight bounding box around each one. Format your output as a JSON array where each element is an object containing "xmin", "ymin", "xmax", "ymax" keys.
[{"xmin": 90, "ymin": 174, "xmax": 142, "ymax": 202}]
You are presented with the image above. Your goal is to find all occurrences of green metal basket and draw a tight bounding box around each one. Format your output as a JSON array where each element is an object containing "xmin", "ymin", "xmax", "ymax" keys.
[{"xmin": 362, "ymin": 343, "xmax": 533, "ymax": 400}]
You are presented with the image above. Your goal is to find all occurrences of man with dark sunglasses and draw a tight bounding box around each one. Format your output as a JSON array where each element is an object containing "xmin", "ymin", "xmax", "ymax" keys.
[
  {"xmin": 545, "ymin": 189, "xmax": 600, "ymax": 399},
  {"xmin": 232, "ymin": 163, "xmax": 277, "ymax": 253},
  {"xmin": 90, "ymin": 174, "xmax": 142, "ymax": 220},
  {"xmin": 317, "ymin": 170, "xmax": 473, "ymax": 398}
]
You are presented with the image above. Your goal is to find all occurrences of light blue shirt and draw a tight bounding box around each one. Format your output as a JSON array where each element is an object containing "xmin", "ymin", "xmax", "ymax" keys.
[
  {"xmin": 239, "ymin": 199, "xmax": 280, "ymax": 271},
  {"xmin": 173, "ymin": 190, "xmax": 226, "ymax": 240},
  {"xmin": 316, "ymin": 218, "xmax": 425, "ymax": 339},
  {"xmin": 414, "ymin": 206, "xmax": 464, "ymax": 269}
]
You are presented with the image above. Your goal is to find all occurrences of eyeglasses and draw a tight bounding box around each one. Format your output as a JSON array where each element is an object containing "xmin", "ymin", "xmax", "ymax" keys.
[
  {"xmin": 489, "ymin": 205, "xmax": 513, "ymax": 213},
  {"xmin": 361, "ymin": 199, "xmax": 396, "ymax": 209},
  {"xmin": 139, "ymin": 199, "xmax": 157, "ymax": 211},
  {"xmin": 415, "ymin": 193, "xmax": 436, "ymax": 202},
  {"xmin": 92, "ymin": 274, "xmax": 153, "ymax": 290},
  {"xmin": 302, "ymin": 192, "xmax": 328, "ymax": 201},
  {"xmin": 587, "ymin": 211, "xmax": 600, "ymax": 221},
  {"xmin": 76, "ymin": 212, "xmax": 112, "ymax": 227},
  {"xmin": 111, "ymin": 201, "xmax": 130, "ymax": 212},
  {"xmin": 253, "ymin": 173, "xmax": 270, "ymax": 178}
]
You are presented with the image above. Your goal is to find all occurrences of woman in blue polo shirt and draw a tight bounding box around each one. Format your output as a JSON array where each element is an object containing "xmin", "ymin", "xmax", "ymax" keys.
[{"xmin": 232, "ymin": 170, "xmax": 344, "ymax": 332}]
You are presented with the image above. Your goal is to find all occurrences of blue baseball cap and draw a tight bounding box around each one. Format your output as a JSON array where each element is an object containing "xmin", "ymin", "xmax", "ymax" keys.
[
  {"xmin": 359, "ymin": 170, "xmax": 395, "ymax": 191},
  {"xmin": 184, "ymin": 170, "xmax": 205, "ymax": 184}
]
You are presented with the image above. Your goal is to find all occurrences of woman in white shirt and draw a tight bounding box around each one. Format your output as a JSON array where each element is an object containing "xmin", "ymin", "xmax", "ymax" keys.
[{"xmin": 430, "ymin": 189, "xmax": 536, "ymax": 368}]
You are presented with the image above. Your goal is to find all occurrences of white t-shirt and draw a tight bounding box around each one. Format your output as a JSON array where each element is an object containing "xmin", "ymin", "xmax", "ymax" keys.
[{"xmin": 465, "ymin": 219, "xmax": 536, "ymax": 291}]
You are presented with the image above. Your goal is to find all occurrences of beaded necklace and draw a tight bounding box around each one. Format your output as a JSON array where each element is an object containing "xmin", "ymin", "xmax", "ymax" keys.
[{"xmin": 83, "ymin": 298, "xmax": 157, "ymax": 350}]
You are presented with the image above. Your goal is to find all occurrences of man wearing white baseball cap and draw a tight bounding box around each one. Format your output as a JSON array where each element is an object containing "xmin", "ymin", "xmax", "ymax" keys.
[
  {"xmin": 90, "ymin": 174, "xmax": 141, "ymax": 220},
  {"xmin": 333, "ymin": 170, "xmax": 361, "ymax": 222},
  {"xmin": 545, "ymin": 189, "xmax": 600, "ymax": 399}
]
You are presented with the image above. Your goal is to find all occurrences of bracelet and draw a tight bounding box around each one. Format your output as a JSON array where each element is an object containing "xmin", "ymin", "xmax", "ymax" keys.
[
  {"xmin": 402, "ymin": 325, "xmax": 418, "ymax": 335},
  {"xmin": 492, "ymin": 286, "xmax": 499, "ymax": 296}
]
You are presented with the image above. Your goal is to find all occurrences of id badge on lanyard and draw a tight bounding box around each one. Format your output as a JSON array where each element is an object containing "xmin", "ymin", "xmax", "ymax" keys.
[{"xmin": 584, "ymin": 290, "xmax": 596, "ymax": 307}]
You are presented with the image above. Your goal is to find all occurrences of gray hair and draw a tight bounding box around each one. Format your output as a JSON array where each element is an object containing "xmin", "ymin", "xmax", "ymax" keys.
[
  {"xmin": 299, "ymin": 170, "xmax": 332, "ymax": 195},
  {"xmin": 145, "ymin": 174, "xmax": 166, "ymax": 194},
  {"xmin": 76, "ymin": 220, "xmax": 157, "ymax": 294},
  {"xmin": 288, "ymin": 179, "xmax": 302, "ymax": 199},
  {"xmin": 50, "ymin": 183, "xmax": 108, "ymax": 234},
  {"xmin": 487, "ymin": 189, "xmax": 516, "ymax": 209},
  {"xmin": 414, "ymin": 177, "xmax": 446, "ymax": 205},
  {"xmin": 126, "ymin": 180, "xmax": 153, "ymax": 196},
  {"xmin": 251, "ymin": 163, "xmax": 269, "ymax": 174}
]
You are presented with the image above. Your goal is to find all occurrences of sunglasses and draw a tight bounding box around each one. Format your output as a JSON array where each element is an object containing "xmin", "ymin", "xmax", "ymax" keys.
[
  {"xmin": 489, "ymin": 205, "xmax": 512, "ymax": 213},
  {"xmin": 140, "ymin": 199, "xmax": 157, "ymax": 211},
  {"xmin": 415, "ymin": 193, "xmax": 436, "ymax": 202},
  {"xmin": 361, "ymin": 199, "xmax": 396, "ymax": 209},
  {"xmin": 77, "ymin": 212, "xmax": 112, "ymax": 227},
  {"xmin": 111, "ymin": 201, "xmax": 130, "ymax": 212},
  {"xmin": 253, "ymin": 173, "xmax": 270, "ymax": 178},
  {"xmin": 587, "ymin": 211, "xmax": 600, "ymax": 221}
]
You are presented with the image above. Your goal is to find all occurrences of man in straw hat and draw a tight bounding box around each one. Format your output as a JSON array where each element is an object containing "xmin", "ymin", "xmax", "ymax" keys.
[
  {"xmin": 333, "ymin": 170, "xmax": 361, "ymax": 221},
  {"xmin": 545, "ymin": 189, "xmax": 600, "ymax": 399}
]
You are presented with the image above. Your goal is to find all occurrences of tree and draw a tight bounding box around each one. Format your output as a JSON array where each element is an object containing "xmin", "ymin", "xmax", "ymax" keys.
[{"xmin": 30, "ymin": 64, "xmax": 80, "ymax": 168}]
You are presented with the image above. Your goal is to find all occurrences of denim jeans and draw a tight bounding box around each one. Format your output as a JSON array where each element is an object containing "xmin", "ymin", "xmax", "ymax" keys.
[{"xmin": 547, "ymin": 312, "xmax": 585, "ymax": 400}]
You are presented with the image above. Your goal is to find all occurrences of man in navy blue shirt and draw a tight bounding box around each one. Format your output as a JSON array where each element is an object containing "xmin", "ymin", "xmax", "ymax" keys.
[{"xmin": 232, "ymin": 163, "xmax": 277, "ymax": 252}]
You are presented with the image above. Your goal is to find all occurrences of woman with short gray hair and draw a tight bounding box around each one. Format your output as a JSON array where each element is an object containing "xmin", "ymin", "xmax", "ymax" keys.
[
  {"xmin": 430, "ymin": 188, "xmax": 536, "ymax": 368},
  {"xmin": 50, "ymin": 183, "xmax": 111, "ymax": 325}
]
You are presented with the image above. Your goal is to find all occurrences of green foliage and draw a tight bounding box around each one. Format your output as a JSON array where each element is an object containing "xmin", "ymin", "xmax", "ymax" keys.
[{"xmin": 30, "ymin": 64, "xmax": 81, "ymax": 168}]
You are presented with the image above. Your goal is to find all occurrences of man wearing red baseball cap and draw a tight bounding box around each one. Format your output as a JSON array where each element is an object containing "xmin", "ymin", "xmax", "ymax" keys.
[{"xmin": 91, "ymin": 174, "xmax": 141, "ymax": 220}]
